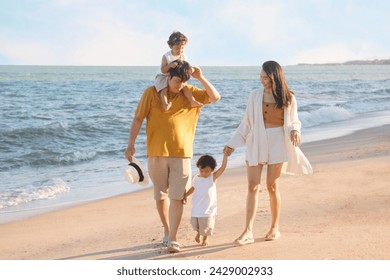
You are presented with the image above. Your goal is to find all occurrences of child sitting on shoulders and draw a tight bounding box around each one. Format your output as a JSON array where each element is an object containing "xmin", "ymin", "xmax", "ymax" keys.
[{"xmin": 155, "ymin": 31, "xmax": 203, "ymax": 111}]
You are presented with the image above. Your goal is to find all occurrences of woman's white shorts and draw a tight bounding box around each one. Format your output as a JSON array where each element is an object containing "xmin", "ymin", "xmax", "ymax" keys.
[{"xmin": 264, "ymin": 126, "xmax": 288, "ymax": 164}]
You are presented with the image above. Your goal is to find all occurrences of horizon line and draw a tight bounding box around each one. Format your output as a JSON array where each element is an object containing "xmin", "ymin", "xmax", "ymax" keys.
[{"xmin": 1, "ymin": 58, "xmax": 390, "ymax": 68}]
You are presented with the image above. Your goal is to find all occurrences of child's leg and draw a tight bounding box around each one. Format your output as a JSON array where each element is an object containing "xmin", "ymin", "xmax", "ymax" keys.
[
  {"xmin": 191, "ymin": 217, "xmax": 201, "ymax": 243},
  {"xmin": 201, "ymin": 235, "xmax": 209, "ymax": 246},
  {"xmin": 183, "ymin": 85, "xmax": 203, "ymax": 107},
  {"xmin": 195, "ymin": 231, "xmax": 201, "ymax": 243},
  {"xmin": 160, "ymin": 87, "xmax": 171, "ymax": 111},
  {"xmin": 199, "ymin": 216, "xmax": 215, "ymax": 246}
]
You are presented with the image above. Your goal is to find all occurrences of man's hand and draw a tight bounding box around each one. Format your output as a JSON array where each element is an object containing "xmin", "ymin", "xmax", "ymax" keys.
[
  {"xmin": 191, "ymin": 66, "xmax": 221, "ymax": 103},
  {"xmin": 124, "ymin": 146, "xmax": 135, "ymax": 161},
  {"xmin": 190, "ymin": 66, "xmax": 203, "ymax": 80}
]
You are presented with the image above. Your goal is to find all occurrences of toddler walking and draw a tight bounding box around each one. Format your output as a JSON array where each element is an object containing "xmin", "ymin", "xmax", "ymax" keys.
[
  {"xmin": 155, "ymin": 31, "xmax": 203, "ymax": 110},
  {"xmin": 184, "ymin": 153, "xmax": 228, "ymax": 246}
]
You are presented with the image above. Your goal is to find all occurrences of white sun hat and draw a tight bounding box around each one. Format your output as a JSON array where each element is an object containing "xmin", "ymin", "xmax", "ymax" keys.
[{"xmin": 123, "ymin": 157, "xmax": 149, "ymax": 186}]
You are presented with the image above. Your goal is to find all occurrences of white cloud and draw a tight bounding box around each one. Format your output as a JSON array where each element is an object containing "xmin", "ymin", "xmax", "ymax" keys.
[
  {"xmin": 215, "ymin": 1, "xmax": 299, "ymax": 47},
  {"xmin": 71, "ymin": 27, "xmax": 163, "ymax": 66},
  {"xmin": 44, "ymin": 1, "xmax": 190, "ymax": 65},
  {"xmin": 290, "ymin": 43, "xmax": 365, "ymax": 64},
  {"xmin": 0, "ymin": 0, "xmax": 389, "ymax": 65},
  {"xmin": 289, "ymin": 41, "xmax": 390, "ymax": 65},
  {"xmin": 0, "ymin": 36, "xmax": 57, "ymax": 65}
]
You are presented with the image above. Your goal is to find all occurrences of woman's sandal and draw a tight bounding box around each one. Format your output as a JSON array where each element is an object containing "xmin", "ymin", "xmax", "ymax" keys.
[
  {"xmin": 264, "ymin": 230, "xmax": 281, "ymax": 241},
  {"xmin": 162, "ymin": 236, "xmax": 169, "ymax": 246},
  {"xmin": 167, "ymin": 241, "xmax": 181, "ymax": 253},
  {"xmin": 234, "ymin": 237, "xmax": 255, "ymax": 246}
]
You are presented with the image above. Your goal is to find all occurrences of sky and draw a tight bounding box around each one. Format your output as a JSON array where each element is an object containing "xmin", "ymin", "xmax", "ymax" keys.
[{"xmin": 0, "ymin": 0, "xmax": 389, "ymax": 66}]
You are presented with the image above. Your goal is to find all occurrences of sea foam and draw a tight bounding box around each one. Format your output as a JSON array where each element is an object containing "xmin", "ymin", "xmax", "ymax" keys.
[
  {"xmin": 0, "ymin": 178, "xmax": 70, "ymax": 209},
  {"xmin": 300, "ymin": 106, "xmax": 354, "ymax": 128}
]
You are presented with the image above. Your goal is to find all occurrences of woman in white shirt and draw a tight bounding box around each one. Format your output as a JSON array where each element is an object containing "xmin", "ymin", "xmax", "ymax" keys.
[{"xmin": 224, "ymin": 61, "xmax": 312, "ymax": 245}]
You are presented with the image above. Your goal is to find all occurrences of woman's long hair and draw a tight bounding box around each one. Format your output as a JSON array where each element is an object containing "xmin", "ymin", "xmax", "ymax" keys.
[{"xmin": 262, "ymin": 61, "xmax": 293, "ymax": 108}]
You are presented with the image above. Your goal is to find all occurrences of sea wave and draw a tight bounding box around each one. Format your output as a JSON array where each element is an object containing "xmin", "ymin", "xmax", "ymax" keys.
[
  {"xmin": 56, "ymin": 151, "xmax": 97, "ymax": 163},
  {"xmin": 0, "ymin": 178, "xmax": 70, "ymax": 210},
  {"xmin": 300, "ymin": 106, "xmax": 354, "ymax": 128},
  {"xmin": 1, "ymin": 121, "xmax": 69, "ymax": 136},
  {"xmin": 0, "ymin": 150, "xmax": 102, "ymax": 172},
  {"xmin": 0, "ymin": 116, "xmax": 125, "ymax": 171}
]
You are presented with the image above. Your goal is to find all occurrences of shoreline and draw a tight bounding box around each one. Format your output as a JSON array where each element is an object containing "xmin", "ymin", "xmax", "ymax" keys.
[
  {"xmin": 0, "ymin": 124, "xmax": 389, "ymax": 259},
  {"xmin": 1, "ymin": 110, "xmax": 389, "ymax": 224}
]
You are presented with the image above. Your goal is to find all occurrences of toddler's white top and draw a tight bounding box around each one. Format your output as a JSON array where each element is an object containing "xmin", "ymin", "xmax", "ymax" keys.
[
  {"xmin": 164, "ymin": 50, "xmax": 188, "ymax": 64},
  {"xmin": 191, "ymin": 174, "xmax": 217, "ymax": 217},
  {"xmin": 159, "ymin": 51, "xmax": 188, "ymax": 76}
]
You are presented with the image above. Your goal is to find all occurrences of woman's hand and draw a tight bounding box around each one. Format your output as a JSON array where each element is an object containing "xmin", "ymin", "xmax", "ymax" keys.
[
  {"xmin": 223, "ymin": 145, "xmax": 234, "ymax": 156},
  {"xmin": 290, "ymin": 130, "xmax": 301, "ymax": 147}
]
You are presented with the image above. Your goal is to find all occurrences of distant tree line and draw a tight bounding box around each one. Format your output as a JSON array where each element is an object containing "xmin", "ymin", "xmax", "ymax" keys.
[
  {"xmin": 298, "ymin": 59, "xmax": 390, "ymax": 66},
  {"xmin": 343, "ymin": 59, "xmax": 390, "ymax": 65}
]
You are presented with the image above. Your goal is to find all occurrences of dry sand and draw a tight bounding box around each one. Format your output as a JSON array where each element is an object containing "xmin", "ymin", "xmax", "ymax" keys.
[{"xmin": 0, "ymin": 125, "xmax": 389, "ymax": 260}]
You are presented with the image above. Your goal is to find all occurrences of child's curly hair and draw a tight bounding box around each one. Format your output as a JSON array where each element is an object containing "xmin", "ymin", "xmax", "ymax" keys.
[
  {"xmin": 167, "ymin": 31, "xmax": 188, "ymax": 47},
  {"xmin": 196, "ymin": 155, "xmax": 217, "ymax": 171}
]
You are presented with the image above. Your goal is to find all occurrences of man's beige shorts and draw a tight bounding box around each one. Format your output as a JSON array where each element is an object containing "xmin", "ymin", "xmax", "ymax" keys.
[
  {"xmin": 148, "ymin": 157, "xmax": 191, "ymax": 200},
  {"xmin": 191, "ymin": 216, "xmax": 216, "ymax": 236}
]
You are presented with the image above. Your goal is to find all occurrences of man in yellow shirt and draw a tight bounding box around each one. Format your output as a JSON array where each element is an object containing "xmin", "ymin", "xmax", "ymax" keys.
[{"xmin": 124, "ymin": 60, "xmax": 221, "ymax": 253}]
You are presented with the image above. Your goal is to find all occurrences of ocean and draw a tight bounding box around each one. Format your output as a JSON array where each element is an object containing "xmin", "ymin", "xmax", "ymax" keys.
[{"xmin": 1, "ymin": 65, "xmax": 390, "ymax": 223}]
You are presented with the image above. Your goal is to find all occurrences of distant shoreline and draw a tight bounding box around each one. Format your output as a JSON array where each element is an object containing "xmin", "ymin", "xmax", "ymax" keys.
[{"xmin": 298, "ymin": 59, "xmax": 390, "ymax": 66}]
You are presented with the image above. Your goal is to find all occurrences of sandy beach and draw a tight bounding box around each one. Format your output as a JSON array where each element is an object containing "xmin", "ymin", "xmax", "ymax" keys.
[{"xmin": 0, "ymin": 125, "xmax": 389, "ymax": 260}]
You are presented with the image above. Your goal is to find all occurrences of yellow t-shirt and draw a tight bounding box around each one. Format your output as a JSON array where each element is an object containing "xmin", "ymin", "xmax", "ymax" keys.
[{"xmin": 135, "ymin": 85, "xmax": 210, "ymax": 158}]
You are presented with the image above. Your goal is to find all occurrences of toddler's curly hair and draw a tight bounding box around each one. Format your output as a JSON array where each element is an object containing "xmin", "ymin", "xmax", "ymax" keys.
[
  {"xmin": 196, "ymin": 155, "xmax": 217, "ymax": 171},
  {"xmin": 167, "ymin": 31, "xmax": 188, "ymax": 47}
]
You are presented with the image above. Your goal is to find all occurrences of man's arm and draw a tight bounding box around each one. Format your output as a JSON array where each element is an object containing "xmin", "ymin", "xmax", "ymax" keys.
[
  {"xmin": 124, "ymin": 116, "xmax": 144, "ymax": 161},
  {"xmin": 191, "ymin": 66, "xmax": 221, "ymax": 103}
]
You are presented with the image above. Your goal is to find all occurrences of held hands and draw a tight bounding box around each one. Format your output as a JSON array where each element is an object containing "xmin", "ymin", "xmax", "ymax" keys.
[
  {"xmin": 182, "ymin": 194, "xmax": 188, "ymax": 205},
  {"xmin": 223, "ymin": 145, "xmax": 234, "ymax": 156},
  {"xmin": 290, "ymin": 130, "xmax": 301, "ymax": 147}
]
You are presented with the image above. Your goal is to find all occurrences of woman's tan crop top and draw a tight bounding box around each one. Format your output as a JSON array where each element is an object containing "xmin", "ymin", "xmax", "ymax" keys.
[{"xmin": 263, "ymin": 102, "xmax": 284, "ymax": 127}]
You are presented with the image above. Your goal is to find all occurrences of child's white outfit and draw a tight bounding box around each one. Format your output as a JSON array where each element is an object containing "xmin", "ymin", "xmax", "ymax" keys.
[
  {"xmin": 154, "ymin": 51, "xmax": 188, "ymax": 92},
  {"xmin": 190, "ymin": 174, "xmax": 217, "ymax": 236}
]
